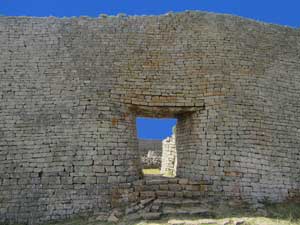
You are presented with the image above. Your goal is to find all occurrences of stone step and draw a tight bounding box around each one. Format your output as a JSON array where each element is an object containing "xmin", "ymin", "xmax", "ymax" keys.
[
  {"xmin": 139, "ymin": 190, "xmax": 204, "ymax": 199},
  {"xmin": 125, "ymin": 198, "xmax": 155, "ymax": 214},
  {"xmin": 162, "ymin": 206, "xmax": 212, "ymax": 216},
  {"xmin": 125, "ymin": 197, "xmax": 211, "ymax": 221},
  {"xmin": 125, "ymin": 211, "xmax": 162, "ymax": 221},
  {"xmin": 151, "ymin": 198, "xmax": 206, "ymax": 210},
  {"xmin": 154, "ymin": 198, "xmax": 203, "ymax": 206},
  {"xmin": 142, "ymin": 212, "xmax": 162, "ymax": 220}
]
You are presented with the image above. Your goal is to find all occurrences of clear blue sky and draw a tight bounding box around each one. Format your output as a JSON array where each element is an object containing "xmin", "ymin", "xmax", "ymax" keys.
[
  {"xmin": 1, "ymin": 1, "xmax": 298, "ymax": 139},
  {"xmin": 1, "ymin": 0, "xmax": 299, "ymax": 27},
  {"xmin": 136, "ymin": 118, "xmax": 177, "ymax": 140}
]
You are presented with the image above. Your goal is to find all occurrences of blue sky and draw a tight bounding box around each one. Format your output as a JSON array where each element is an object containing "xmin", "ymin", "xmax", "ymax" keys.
[
  {"xmin": 136, "ymin": 118, "xmax": 177, "ymax": 140},
  {"xmin": 1, "ymin": 0, "xmax": 299, "ymax": 27},
  {"xmin": 1, "ymin": 1, "xmax": 298, "ymax": 139},
  {"xmin": 0, "ymin": 0, "xmax": 300, "ymax": 27}
]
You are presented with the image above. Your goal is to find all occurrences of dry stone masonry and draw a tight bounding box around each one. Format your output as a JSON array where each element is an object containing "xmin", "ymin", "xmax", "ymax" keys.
[
  {"xmin": 138, "ymin": 139, "xmax": 162, "ymax": 169},
  {"xmin": 161, "ymin": 134, "xmax": 177, "ymax": 176},
  {"xmin": 0, "ymin": 11, "xmax": 300, "ymax": 224}
]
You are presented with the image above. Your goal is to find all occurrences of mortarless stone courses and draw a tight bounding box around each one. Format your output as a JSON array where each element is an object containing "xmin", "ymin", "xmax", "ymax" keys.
[
  {"xmin": 138, "ymin": 139, "xmax": 162, "ymax": 168},
  {"xmin": 0, "ymin": 11, "xmax": 300, "ymax": 224},
  {"xmin": 161, "ymin": 134, "xmax": 177, "ymax": 176}
]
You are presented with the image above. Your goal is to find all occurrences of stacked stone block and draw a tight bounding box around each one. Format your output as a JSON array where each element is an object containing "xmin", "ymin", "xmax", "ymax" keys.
[
  {"xmin": 134, "ymin": 176, "xmax": 211, "ymax": 200},
  {"xmin": 138, "ymin": 139, "xmax": 162, "ymax": 169},
  {"xmin": 0, "ymin": 11, "xmax": 300, "ymax": 224},
  {"xmin": 161, "ymin": 134, "xmax": 177, "ymax": 176}
]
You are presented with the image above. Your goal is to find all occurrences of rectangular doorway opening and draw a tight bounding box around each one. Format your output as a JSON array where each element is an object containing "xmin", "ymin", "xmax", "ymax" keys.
[{"xmin": 136, "ymin": 117, "xmax": 177, "ymax": 177}]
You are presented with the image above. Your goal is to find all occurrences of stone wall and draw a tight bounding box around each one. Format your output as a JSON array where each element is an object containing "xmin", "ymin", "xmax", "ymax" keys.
[
  {"xmin": 0, "ymin": 11, "xmax": 300, "ymax": 224},
  {"xmin": 161, "ymin": 134, "xmax": 177, "ymax": 176},
  {"xmin": 132, "ymin": 176, "xmax": 211, "ymax": 201},
  {"xmin": 138, "ymin": 139, "xmax": 162, "ymax": 168}
]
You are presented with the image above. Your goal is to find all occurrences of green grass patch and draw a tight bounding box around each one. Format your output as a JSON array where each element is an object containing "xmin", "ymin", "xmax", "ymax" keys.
[
  {"xmin": 162, "ymin": 170, "xmax": 175, "ymax": 177},
  {"xmin": 142, "ymin": 168, "xmax": 161, "ymax": 175},
  {"xmin": 142, "ymin": 168, "xmax": 175, "ymax": 177}
]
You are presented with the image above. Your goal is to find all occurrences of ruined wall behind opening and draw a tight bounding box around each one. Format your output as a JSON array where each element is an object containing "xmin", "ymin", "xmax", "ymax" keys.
[
  {"xmin": 161, "ymin": 134, "xmax": 176, "ymax": 175},
  {"xmin": 138, "ymin": 139, "xmax": 162, "ymax": 168},
  {"xmin": 0, "ymin": 11, "xmax": 300, "ymax": 224}
]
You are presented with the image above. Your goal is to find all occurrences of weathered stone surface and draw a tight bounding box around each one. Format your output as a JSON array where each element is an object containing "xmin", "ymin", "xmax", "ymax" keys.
[
  {"xmin": 142, "ymin": 212, "xmax": 162, "ymax": 220},
  {"xmin": 163, "ymin": 206, "xmax": 211, "ymax": 216},
  {"xmin": 139, "ymin": 139, "xmax": 162, "ymax": 168},
  {"xmin": 0, "ymin": 10, "xmax": 300, "ymax": 225},
  {"xmin": 107, "ymin": 213, "xmax": 119, "ymax": 223},
  {"xmin": 161, "ymin": 134, "xmax": 177, "ymax": 175}
]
